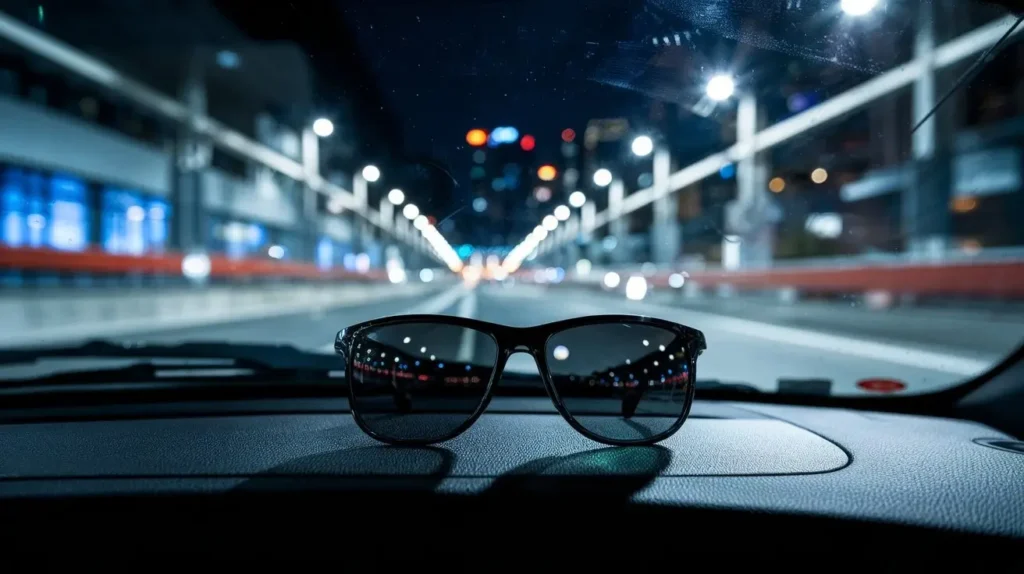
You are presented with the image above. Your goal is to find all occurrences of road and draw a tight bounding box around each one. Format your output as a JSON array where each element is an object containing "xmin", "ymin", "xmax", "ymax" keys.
[{"xmin": 102, "ymin": 282, "xmax": 1021, "ymax": 397}]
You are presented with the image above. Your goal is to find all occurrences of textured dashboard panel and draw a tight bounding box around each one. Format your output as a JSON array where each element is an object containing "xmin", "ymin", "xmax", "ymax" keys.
[
  {"xmin": 0, "ymin": 415, "xmax": 847, "ymax": 478},
  {"xmin": 0, "ymin": 401, "xmax": 1022, "ymax": 538},
  {"xmin": 620, "ymin": 404, "xmax": 1024, "ymax": 538}
]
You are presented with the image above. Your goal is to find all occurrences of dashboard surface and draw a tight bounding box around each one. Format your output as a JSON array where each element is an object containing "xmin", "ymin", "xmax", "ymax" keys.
[{"xmin": 0, "ymin": 397, "xmax": 1022, "ymax": 542}]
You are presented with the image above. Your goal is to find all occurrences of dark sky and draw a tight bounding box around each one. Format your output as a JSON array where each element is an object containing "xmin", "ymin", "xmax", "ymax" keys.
[{"xmin": 335, "ymin": 0, "xmax": 655, "ymax": 169}]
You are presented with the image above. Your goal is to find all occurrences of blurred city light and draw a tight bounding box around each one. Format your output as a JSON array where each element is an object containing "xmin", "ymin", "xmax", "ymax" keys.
[
  {"xmin": 805, "ymin": 213, "xmax": 843, "ymax": 239},
  {"xmin": 472, "ymin": 197, "xmax": 488, "ymax": 213},
  {"xmin": 461, "ymin": 264, "xmax": 482, "ymax": 285},
  {"xmin": 402, "ymin": 204, "xmax": 420, "ymax": 219},
  {"xmin": 593, "ymin": 168, "xmax": 613, "ymax": 187},
  {"xmin": 537, "ymin": 164, "xmax": 557, "ymax": 181},
  {"xmin": 769, "ymin": 177, "xmax": 786, "ymax": 193},
  {"xmin": 534, "ymin": 186, "xmax": 552, "ymax": 202},
  {"xmin": 413, "ymin": 215, "xmax": 429, "ymax": 230},
  {"xmin": 216, "ymin": 50, "xmax": 240, "ymax": 69},
  {"xmin": 553, "ymin": 205, "xmax": 571, "ymax": 221},
  {"xmin": 361, "ymin": 165, "xmax": 381, "ymax": 182},
  {"xmin": 387, "ymin": 188, "xmax": 405, "ymax": 205},
  {"xmin": 668, "ymin": 273, "xmax": 687, "ymax": 288},
  {"xmin": 387, "ymin": 263, "xmax": 407, "ymax": 284},
  {"xmin": 312, "ymin": 118, "xmax": 334, "ymax": 137},
  {"xmin": 181, "ymin": 252, "xmax": 211, "ymax": 282},
  {"xmin": 631, "ymin": 135, "xmax": 654, "ymax": 157},
  {"xmin": 603, "ymin": 271, "xmax": 621, "ymax": 289},
  {"xmin": 575, "ymin": 258, "xmax": 592, "ymax": 277},
  {"xmin": 532, "ymin": 226, "xmax": 548, "ymax": 240},
  {"xmin": 561, "ymin": 128, "xmax": 576, "ymax": 143},
  {"xmin": 490, "ymin": 126, "xmax": 519, "ymax": 144},
  {"xmin": 542, "ymin": 215, "xmax": 559, "ymax": 231},
  {"xmin": 706, "ymin": 74, "xmax": 735, "ymax": 101},
  {"xmin": 841, "ymin": 0, "xmax": 878, "ymax": 16},
  {"xmin": 267, "ymin": 245, "xmax": 285, "ymax": 259},
  {"xmin": 419, "ymin": 268, "xmax": 435, "ymax": 283},
  {"xmin": 466, "ymin": 129, "xmax": 488, "ymax": 146},
  {"xmin": 568, "ymin": 191, "xmax": 586, "ymax": 208},
  {"xmin": 811, "ymin": 168, "xmax": 829, "ymax": 184},
  {"xmin": 354, "ymin": 253, "xmax": 371, "ymax": 273},
  {"xmin": 625, "ymin": 276, "xmax": 648, "ymax": 301},
  {"xmin": 520, "ymin": 134, "xmax": 536, "ymax": 151},
  {"xmin": 421, "ymin": 224, "xmax": 464, "ymax": 273}
]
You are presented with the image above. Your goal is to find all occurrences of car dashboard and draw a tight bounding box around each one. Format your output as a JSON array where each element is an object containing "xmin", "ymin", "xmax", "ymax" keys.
[{"xmin": 0, "ymin": 394, "xmax": 1022, "ymax": 560}]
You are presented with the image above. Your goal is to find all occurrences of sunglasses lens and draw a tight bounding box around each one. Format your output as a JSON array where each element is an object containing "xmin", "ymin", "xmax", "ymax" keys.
[
  {"xmin": 545, "ymin": 323, "xmax": 693, "ymax": 443},
  {"xmin": 347, "ymin": 322, "xmax": 498, "ymax": 442}
]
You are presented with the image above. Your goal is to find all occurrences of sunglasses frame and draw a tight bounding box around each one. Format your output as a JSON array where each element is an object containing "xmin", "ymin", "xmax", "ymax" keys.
[{"xmin": 335, "ymin": 314, "xmax": 707, "ymax": 447}]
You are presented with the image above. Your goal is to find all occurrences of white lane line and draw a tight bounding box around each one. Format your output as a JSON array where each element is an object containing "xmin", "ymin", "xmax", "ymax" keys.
[
  {"xmin": 567, "ymin": 297, "xmax": 991, "ymax": 376},
  {"xmin": 402, "ymin": 285, "xmax": 469, "ymax": 315},
  {"xmin": 317, "ymin": 287, "xmax": 469, "ymax": 352},
  {"xmin": 455, "ymin": 289, "xmax": 478, "ymax": 362}
]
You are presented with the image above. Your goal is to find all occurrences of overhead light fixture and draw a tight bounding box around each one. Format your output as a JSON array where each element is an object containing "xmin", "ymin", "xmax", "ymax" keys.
[
  {"xmin": 593, "ymin": 168, "xmax": 612, "ymax": 187},
  {"xmin": 312, "ymin": 118, "xmax": 334, "ymax": 138},
  {"xmin": 706, "ymin": 74, "xmax": 735, "ymax": 101},
  {"xmin": 361, "ymin": 165, "xmax": 381, "ymax": 182},
  {"xmin": 631, "ymin": 135, "xmax": 654, "ymax": 157}
]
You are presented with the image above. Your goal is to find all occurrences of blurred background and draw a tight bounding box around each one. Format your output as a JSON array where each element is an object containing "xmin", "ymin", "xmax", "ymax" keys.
[{"xmin": 0, "ymin": 0, "xmax": 1022, "ymax": 395}]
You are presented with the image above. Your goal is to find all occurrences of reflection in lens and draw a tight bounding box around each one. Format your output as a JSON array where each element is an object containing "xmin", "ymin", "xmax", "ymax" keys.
[
  {"xmin": 349, "ymin": 323, "xmax": 498, "ymax": 442},
  {"xmin": 545, "ymin": 324, "xmax": 692, "ymax": 442}
]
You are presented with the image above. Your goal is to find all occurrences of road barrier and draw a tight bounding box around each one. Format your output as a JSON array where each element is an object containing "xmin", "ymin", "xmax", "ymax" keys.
[{"xmin": 529, "ymin": 259, "xmax": 1024, "ymax": 300}]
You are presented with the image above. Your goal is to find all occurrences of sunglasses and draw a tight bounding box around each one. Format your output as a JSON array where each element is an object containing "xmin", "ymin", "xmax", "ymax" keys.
[{"xmin": 334, "ymin": 315, "xmax": 707, "ymax": 446}]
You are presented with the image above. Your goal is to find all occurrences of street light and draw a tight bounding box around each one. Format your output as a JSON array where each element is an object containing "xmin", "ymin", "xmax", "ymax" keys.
[
  {"xmin": 312, "ymin": 118, "xmax": 334, "ymax": 137},
  {"xmin": 542, "ymin": 215, "xmax": 559, "ymax": 231},
  {"xmin": 706, "ymin": 74, "xmax": 735, "ymax": 101},
  {"xmin": 387, "ymin": 188, "xmax": 405, "ymax": 205},
  {"xmin": 553, "ymin": 205, "xmax": 571, "ymax": 221},
  {"xmin": 631, "ymin": 135, "xmax": 654, "ymax": 157},
  {"xmin": 402, "ymin": 203, "xmax": 420, "ymax": 220},
  {"xmin": 593, "ymin": 168, "xmax": 613, "ymax": 187},
  {"xmin": 841, "ymin": 0, "xmax": 878, "ymax": 16},
  {"xmin": 362, "ymin": 165, "xmax": 381, "ymax": 182},
  {"xmin": 568, "ymin": 191, "xmax": 587, "ymax": 208}
]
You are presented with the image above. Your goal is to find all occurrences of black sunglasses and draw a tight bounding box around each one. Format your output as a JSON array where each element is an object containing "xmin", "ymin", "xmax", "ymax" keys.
[{"xmin": 334, "ymin": 314, "xmax": 707, "ymax": 446}]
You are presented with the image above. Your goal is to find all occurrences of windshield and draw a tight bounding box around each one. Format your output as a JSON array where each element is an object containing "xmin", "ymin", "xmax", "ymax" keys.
[{"xmin": 0, "ymin": 0, "xmax": 1021, "ymax": 397}]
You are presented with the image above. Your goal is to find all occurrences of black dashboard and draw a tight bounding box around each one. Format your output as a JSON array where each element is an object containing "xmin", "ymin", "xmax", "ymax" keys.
[{"xmin": 1, "ymin": 396, "xmax": 1022, "ymax": 560}]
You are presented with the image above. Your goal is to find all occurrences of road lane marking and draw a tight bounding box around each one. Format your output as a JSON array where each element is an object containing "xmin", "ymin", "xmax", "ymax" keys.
[
  {"xmin": 455, "ymin": 290, "xmax": 478, "ymax": 362},
  {"xmin": 318, "ymin": 286, "xmax": 470, "ymax": 352}
]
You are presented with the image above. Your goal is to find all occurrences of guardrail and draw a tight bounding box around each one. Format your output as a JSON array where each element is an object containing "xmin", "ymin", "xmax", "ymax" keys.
[
  {"xmin": 0, "ymin": 245, "xmax": 406, "ymax": 282},
  {"xmin": 530, "ymin": 259, "xmax": 1024, "ymax": 299}
]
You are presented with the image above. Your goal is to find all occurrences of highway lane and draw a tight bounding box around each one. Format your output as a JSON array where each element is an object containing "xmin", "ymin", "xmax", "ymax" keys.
[
  {"xmin": 472, "ymin": 284, "xmax": 1004, "ymax": 396},
  {"xmin": 13, "ymin": 283, "xmax": 1011, "ymax": 397}
]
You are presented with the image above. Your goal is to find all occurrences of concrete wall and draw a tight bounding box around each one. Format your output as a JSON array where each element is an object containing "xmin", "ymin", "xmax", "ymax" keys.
[{"xmin": 0, "ymin": 282, "xmax": 437, "ymax": 346}]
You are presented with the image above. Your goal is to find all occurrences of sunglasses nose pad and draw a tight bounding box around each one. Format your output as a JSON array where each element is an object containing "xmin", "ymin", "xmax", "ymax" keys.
[{"xmin": 503, "ymin": 350, "xmax": 541, "ymax": 378}]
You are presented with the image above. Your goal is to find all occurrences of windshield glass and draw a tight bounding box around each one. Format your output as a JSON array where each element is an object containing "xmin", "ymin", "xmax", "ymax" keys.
[{"xmin": 0, "ymin": 0, "xmax": 1021, "ymax": 397}]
